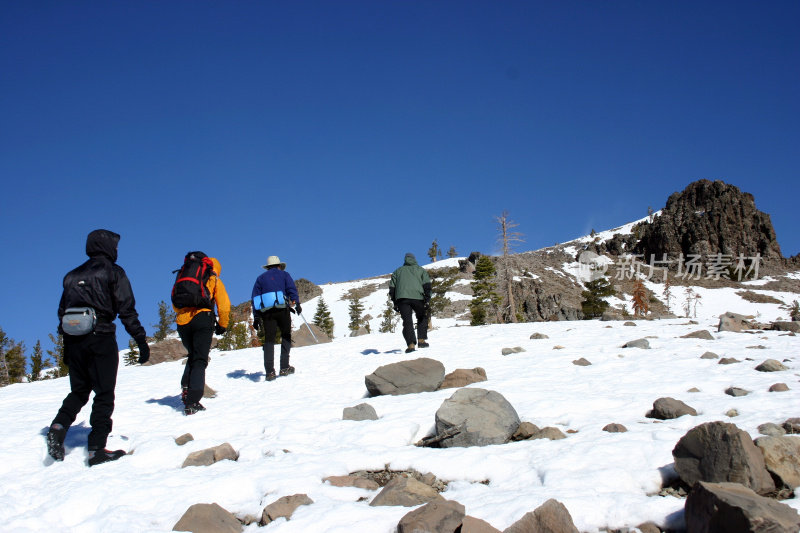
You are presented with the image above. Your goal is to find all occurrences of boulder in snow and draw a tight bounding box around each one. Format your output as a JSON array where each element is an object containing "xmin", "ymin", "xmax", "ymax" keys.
[
  {"xmin": 755, "ymin": 436, "xmax": 800, "ymax": 489},
  {"xmin": 503, "ymin": 499, "xmax": 579, "ymax": 533},
  {"xmin": 343, "ymin": 403, "xmax": 378, "ymax": 421},
  {"xmin": 369, "ymin": 476, "xmax": 443, "ymax": 507},
  {"xmin": 365, "ymin": 358, "xmax": 445, "ymax": 396},
  {"xmin": 260, "ymin": 494, "xmax": 314, "ymax": 525},
  {"xmin": 685, "ymin": 482, "xmax": 800, "ymax": 533},
  {"xmin": 434, "ymin": 388, "xmax": 520, "ymax": 448},
  {"xmin": 172, "ymin": 502, "xmax": 241, "ymax": 533},
  {"xmin": 647, "ymin": 397, "xmax": 697, "ymax": 420},
  {"xmin": 439, "ymin": 368, "xmax": 487, "ymax": 389},
  {"xmin": 755, "ymin": 359, "xmax": 788, "ymax": 372},
  {"xmin": 396, "ymin": 499, "xmax": 465, "ymax": 533}
]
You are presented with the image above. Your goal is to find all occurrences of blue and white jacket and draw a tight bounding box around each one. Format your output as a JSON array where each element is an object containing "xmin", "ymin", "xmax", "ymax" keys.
[{"xmin": 251, "ymin": 269, "xmax": 299, "ymax": 315}]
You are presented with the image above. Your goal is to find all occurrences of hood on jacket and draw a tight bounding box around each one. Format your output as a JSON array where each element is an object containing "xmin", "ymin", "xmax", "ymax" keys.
[
  {"xmin": 86, "ymin": 229, "xmax": 120, "ymax": 262},
  {"xmin": 403, "ymin": 253, "xmax": 418, "ymax": 266},
  {"xmin": 210, "ymin": 257, "xmax": 221, "ymax": 276}
]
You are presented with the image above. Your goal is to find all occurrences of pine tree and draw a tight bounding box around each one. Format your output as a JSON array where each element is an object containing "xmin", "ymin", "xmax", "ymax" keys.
[
  {"xmin": 632, "ymin": 279, "xmax": 649, "ymax": 317},
  {"xmin": 47, "ymin": 332, "xmax": 68, "ymax": 377},
  {"xmin": 4, "ymin": 341, "xmax": 26, "ymax": 384},
  {"xmin": 663, "ymin": 277, "xmax": 673, "ymax": 314},
  {"xmin": 348, "ymin": 296, "xmax": 365, "ymax": 334},
  {"xmin": 683, "ymin": 286, "xmax": 695, "ymax": 318},
  {"xmin": 313, "ymin": 297, "xmax": 335, "ymax": 339},
  {"xmin": 496, "ymin": 211, "xmax": 524, "ymax": 323},
  {"xmin": 217, "ymin": 322, "xmax": 251, "ymax": 351},
  {"xmin": 153, "ymin": 300, "xmax": 176, "ymax": 342},
  {"xmin": 28, "ymin": 340, "xmax": 47, "ymax": 381},
  {"xmin": 470, "ymin": 255, "xmax": 501, "ymax": 326},
  {"xmin": 581, "ymin": 277, "xmax": 615, "ymax": 319},
  {"xmin": 429, "ymin": 267, "xmax": 458, "ymax": 316},
  {"xmin": 447, "ymin": 246, "xmax": 458, "ymax": 258},
  {"xmin": 0, "ymin": 327, "xmax": 12, "ymax": 386},
  {"xmin": 427, "ymin": 239, "xmax": 441, "ymax": 262},
  {"xmin": 379, "ymin": 297, "xmax": 398, "ymax": 333},
  {"xmin": 124, "ymin": 338, "xmax": 139, "ymax": 366}
]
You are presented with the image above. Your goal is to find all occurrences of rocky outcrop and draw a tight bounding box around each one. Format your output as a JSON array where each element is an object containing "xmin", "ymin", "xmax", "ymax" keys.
[
  {"xmin": 634, "ymin": 179, "xmax": 783, "ymax": 260},
  {"xmin": 685, "ymin": 482, "xmax": 800, "ymax": 533},
  {"xmin": 147, "ymin": 339, "xmax": 188, "ymax": 365},
  {"xmin": 672, "ymin": 422, "xmax": 775, "ymax": 495},
  {"xmin": 292, "ymin": 322, "xmax": 331, "ymax": 347},
  {"xmin": 295, "ymin": 278, "xmax": 322, "ymax": 303},
  {"xmin": 365, "ymin": 358, "xmax": 445, "ymax": 396}
]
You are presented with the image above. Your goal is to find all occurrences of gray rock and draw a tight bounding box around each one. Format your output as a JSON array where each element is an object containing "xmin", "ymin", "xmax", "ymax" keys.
[
  {"xmin": 727, "ymin": 409, "xmax": 740, "ymax": 418},
  {"xmin": 603, "ymin": 423, "xmax": 628, "ymax": 433},
  {"xmin": 757, "ymin": 435, "xmax": 800, "ymax": 488},
  {"xmin": 293, "ymin": 322, "xmax": 331, "ymax": 347},
  {"xmin": 323, "ymin": 475, "xmax": 380, "ymax": 490},
  {"xmin": 148, "ymin": 338, "xmax": 188, "ymax": 365},
  {"xmin": 772, "ymin": 321, "xmax": 800, "ymax": 333},
  {"xmin": 572, "ymin": 358, "xmax": 591, "ymax": 366},
  {"xmin": 440, "ymin": 368, "xmax": 487, "ymax": 389},
  {"xmin": 503, "ymin": 499, "xmax": 579, "ymax": 533},
  {"xmin": 623, "ymin": 321, "xmax": 637, "ymax": 326},
  {"xmin": 181, "ymin": 443, "xmax": 238, "ymax": 468},
  {"xmin": 700, "ymin": 351, "xmax": 719, "ymax": 359},
  {"xmin": 769, "ymin": 383, "xmax": 790, "ymax": 392},
  {"xmin": 502, "ymin": 347, "xmax": 526, "ymax": 355},
  {"xmin": 365, "ymin": 358, "xmax": 445, "ymax": 396},
  {"xmin": 719, "ymin": 357, "xmax": 741, "ymax": 365},
  {"xmin": 725, "ymin": 387, "xmax": 750, "ymax": 397},
  {"xmin": 172, "ymin": 502, "xmax": 241, "ymax": 533},
  {"xmin": 175, "ymin": 433, "xmax": 194, "ymax": 446},
  {"xmin": 510, "ymin": 422, "xmax": 541, "ymax": 441},
  {"xmin": 369, "ymin": 476, "xmax": 443, "ymax": 507},
  {"xmin": 461, "ymin": 516, "xmax": 502, "ymax": 533},
  {"xmin": 343, "ymin": 403, "xmax": 378, "ymax": 421},
  {"xmin": 672, "ymin": 421, "xmax": 776, "ymax": 495},
  {"xmin": 531, "ymin": 427, "xmax": 567, "ymax": 441},
  {"xmin": 647, "ymin": 397, "xmax": 697, "ymax": 420},
  {"xmin": 685, "ymin": 482, "xmax": 800, "ymax": 533},
  {"xmin": 758, "ymin": 423, "xmax": 786, "ymax": 437},
  {"xmin": 529, "ymin": 333, "xmax": 549, "ymax": 339},
  {"xmin": 755, "ymin": 359, "xmax": 788, "ymax": 372},
  {"xmin": 622, "ymin": 338, "xmax": 650, "ymax": 349},
  {"xmin": 688, "ymin": 387, "xmax": 701, "ymax": 393},
  {"xmin": 397, "ymin": 499, "xmax": 465, "ymax": 533},
  {"xmin": 681, "ymin": 330, "xmax": 715, "ymax": 340},
  {"xmin": 719, "ymin": 311, "xmax": 754, "ymax": 332},
  {"xmin": 350, "ymin": 326, "xmax": 369, "ymax": 337},
  {"xmin": 434, "ymin": 388, "xmax": 521, "ymax": 448},
  {"xmin": 260, "ymin": 494, "xmax": 314, "ymax": 525},
  {"xmin": 635, "ymin": 522, "xmax": 661, "ymax": 533},
  {"xmin": 785, "ymin": 418, "xmax": 800, "ymax": 434}
]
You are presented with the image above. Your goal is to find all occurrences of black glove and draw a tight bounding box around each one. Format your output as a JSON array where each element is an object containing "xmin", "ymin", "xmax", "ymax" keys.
[
  {"xmin": 393, "ymin": 304, "xmax": 399, "ymax": 312},
  {"xmin": 424, "ymin": 299, "xmax": 431, "ymax": 311},
  {"xmin": 137, "ymin": 341, "xmax": 150, "ymax": 365},
  {"xmin": 294, "ymin": 303, "xmax": 302, "ymax": 315},
  {"xmin": 253, "ymin": 318, "xmax": 260, "ymax": 331},
  {"xmin": 214, "ymin": 324, "xmax": 226, "ymax": 335},
  {"xmin": 289, "ymin": 307, "xmax": 296, "ymax": 314}
]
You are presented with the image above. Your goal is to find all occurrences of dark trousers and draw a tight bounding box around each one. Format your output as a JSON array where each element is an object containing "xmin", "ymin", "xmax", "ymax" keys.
[
  {"xmin": 259, "ymin": 308, "xmax": 291, "ymax": 372},
  {"xmin": 397, "ymin": 298, "xmax": 428, "ymax": 346},
  {"xmin": 52, "ymin": 333, "xmax": 119, "ymax": 450},
  {"xmin": 178, "ymin": 311, "xmax": 214, "ymax": 404}
]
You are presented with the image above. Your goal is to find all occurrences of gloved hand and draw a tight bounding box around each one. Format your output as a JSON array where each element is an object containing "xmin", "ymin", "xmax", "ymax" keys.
[
  {"xmin": 289, "ymin": 307, "xmax": 296, "ymax": 314},
  {"xmin": 424, "ymin": 299, "xmax": 431, "ymax": 311},
  {"xmin": 393, "ymin": 304, "xmax": 399, "ymax": 312},
  {"xmin": 253, "ymin": 319, "xmax": 260, "ymax": 331},
  {"xmin": 294, "ymin": 302, "xmax": 302, "ymax": 315},
  {"xmin": 214, "ymin": 324, "xmax": 226, "ymax": 336},
  {"xmin": 137, "ymin": 341, "xmax": 150, "ymax": 365}
]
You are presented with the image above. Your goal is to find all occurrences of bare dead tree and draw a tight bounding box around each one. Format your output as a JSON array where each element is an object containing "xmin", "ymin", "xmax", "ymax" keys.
[{"xmin": 496, "ymin": 211, "xmax": 525, "ymax": 323}]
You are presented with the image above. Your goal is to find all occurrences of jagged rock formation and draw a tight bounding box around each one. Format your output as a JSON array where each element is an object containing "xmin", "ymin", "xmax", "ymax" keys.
[{"xmin": 634, "ymin": 179, "xmax": 783, "ymax": 260}]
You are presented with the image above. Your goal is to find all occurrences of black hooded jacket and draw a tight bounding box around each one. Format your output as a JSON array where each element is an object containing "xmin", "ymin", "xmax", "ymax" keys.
[{"xmin": 58, "ymin": 229, "xmax": 147, "ymax": 341}]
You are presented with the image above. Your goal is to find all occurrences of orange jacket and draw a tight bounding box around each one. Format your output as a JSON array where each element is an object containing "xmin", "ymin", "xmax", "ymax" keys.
[{"xmin": 173, "ymin": 257, "xmax": 231, "ymax": 328}]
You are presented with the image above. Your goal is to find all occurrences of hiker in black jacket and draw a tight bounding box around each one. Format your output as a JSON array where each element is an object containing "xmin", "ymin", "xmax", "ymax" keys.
[{"xmin": 46, "ymin": 229, "xmax": 150, "ymax": 467}]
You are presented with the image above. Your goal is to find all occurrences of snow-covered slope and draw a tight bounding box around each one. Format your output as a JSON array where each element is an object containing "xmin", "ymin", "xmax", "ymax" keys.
[{"xmin": 1, "ymin": 316, "xmax": 798, "ymax": 532}]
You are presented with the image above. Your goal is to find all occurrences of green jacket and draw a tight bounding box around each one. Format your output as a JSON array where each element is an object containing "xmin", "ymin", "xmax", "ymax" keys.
[{"xmin": 389, "ymin": 254, "xmax": 431, "ymax": 301}]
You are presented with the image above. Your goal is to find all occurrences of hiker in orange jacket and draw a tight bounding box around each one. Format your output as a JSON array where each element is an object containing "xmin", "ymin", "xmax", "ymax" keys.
[{"xmin": 173, "ymin": 255, "xmax": 230, "ymax": 415}]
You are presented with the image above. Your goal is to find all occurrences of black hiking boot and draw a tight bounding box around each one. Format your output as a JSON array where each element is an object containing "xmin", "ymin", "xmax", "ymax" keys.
[
  {"xmin": 183, "ymin": 402, "xmax": 206, "ymax": 416},
  {"xmin": 88, "ymin": 447, "xmax": 126, "ymax": 467},
  {"xmin": 46, "ymin": 424, "xmax": 66, "ymax": 462},
  {"xmin": 405, "ymin": 344, "xmax": 416, "ymax": 353},
  {"xmin": 265, "ymin": 370, "xmax": 277, "ymax": 382},
  {"xmin": 418, "ymin": 341, "xmax": 430, "ymax": 348},
  {"xmin": 279, "ymin": 366, "xmax": 295, "ymax": 377}
]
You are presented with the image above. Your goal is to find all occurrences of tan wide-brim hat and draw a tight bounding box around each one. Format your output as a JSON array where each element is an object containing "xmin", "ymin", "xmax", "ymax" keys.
[{"xmin": 262, "ymin": 255, "xmax": 286, "ymax": 270}]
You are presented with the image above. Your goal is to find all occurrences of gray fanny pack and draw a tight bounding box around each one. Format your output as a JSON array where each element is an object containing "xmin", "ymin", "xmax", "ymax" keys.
[{"xmin": 62, "ymin": 307, "xmax": 97, "ymax": 336}]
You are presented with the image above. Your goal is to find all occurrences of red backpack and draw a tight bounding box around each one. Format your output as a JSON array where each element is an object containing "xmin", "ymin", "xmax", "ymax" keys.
[{"xmin": 171, "ymin": 251, "xmax": 215, "ymax": 309}]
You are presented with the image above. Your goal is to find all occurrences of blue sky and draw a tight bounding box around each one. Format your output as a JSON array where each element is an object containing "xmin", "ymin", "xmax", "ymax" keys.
[{"xmin": 1, "ymin": 1, "xmax": 798, "ymax": 358}]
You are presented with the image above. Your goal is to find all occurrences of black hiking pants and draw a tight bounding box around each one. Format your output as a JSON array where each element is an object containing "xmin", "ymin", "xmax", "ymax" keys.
[
  {"xmin": 52, "ymin": 333, "xmax": 119, "ymax": 450},
  {"xmin": 178, "ymin": 311, "xmax": 214, "ymax": 405},
  {"xmin": 397, "ymin": 298, "xmax": 428, "ymax": 347},
  {"xmin": 258, "ymin": 308, "xmax": 291, "ymax": 373}
]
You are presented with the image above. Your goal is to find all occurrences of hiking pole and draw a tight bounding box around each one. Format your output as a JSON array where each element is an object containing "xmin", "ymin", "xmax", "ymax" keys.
[{"xmin": 297, "ymin": 311, "xmax": 319, "ymax": 343}]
